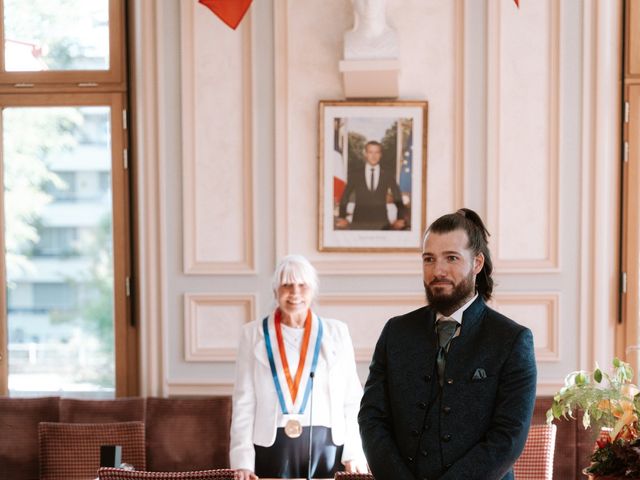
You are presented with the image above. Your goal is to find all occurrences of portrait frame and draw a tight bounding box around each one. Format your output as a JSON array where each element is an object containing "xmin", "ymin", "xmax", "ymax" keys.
[{"xmin": 318, "ymin": 100, "xmax": 428, "ymax": 252}]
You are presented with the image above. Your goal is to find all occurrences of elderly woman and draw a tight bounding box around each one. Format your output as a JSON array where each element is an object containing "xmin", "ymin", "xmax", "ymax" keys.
[{"xmin": 230, "ymin": 255, "xmax": 367, "ymax": 479}]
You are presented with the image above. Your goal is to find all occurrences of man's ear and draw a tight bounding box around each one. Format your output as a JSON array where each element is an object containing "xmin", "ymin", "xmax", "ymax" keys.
[{"xmin": 473, "ymin": 252, "xmax": 485, "ymax": 274}]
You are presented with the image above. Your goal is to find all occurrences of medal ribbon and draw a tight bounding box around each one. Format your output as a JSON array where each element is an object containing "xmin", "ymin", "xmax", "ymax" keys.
[
  {"xmin": 263, "ymin": 312, "xmax": 324, "ymax": 414},
  {"xmin": 275, "ymin": 309, "xmax": 311, "ymax": 404}
]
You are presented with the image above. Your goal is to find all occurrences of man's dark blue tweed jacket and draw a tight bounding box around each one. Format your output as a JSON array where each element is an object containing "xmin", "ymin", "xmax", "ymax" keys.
[{"xmin": 358, "ymin": 296, "xmax": 537, "ymax": 480}]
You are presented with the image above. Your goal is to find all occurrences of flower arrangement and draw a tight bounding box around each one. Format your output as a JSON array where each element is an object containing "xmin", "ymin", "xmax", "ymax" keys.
[{"xmin": 547, "ymin": 358, "xmax": 640, "ymax": 478}]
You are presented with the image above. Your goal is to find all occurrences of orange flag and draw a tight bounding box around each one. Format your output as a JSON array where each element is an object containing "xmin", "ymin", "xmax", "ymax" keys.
[{"xmin": 198, "ymin": 0, "xmax": 253, "ymax": 30}]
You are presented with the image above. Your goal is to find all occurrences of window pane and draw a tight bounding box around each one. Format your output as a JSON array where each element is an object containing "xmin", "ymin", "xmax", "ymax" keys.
[
  {"xmin": 3, "ymin": 106, "xmax": 114, "ymax": 397},
  {"xmin": 4, "ymin": 0, "xmax": 110, "ymax": 72}
]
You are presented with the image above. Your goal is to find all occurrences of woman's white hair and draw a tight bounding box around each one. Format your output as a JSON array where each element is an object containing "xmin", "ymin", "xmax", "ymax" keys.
[{"xmin": 271, "ymin": 254, "xmax": 319, "ymax": 300}]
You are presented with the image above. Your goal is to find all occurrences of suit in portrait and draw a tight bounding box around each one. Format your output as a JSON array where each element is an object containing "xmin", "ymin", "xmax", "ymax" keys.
[
  {"xmin": 358, "ymin": 296, "xmax": 537, "ymax": 480},
  {"xmin": 338, "ymin": 166, "xmax": 406, "ymax": 230}
]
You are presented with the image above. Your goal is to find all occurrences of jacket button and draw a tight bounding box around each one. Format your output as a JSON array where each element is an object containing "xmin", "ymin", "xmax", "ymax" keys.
[
  {"xmin": 446, "ymin": 378, "xmax": 454, "ymax": 385},
  {"xmin": 424, "ymin": 374, "xmax": 431, "ymax": 382},
  {"xmin": 418, "ymin": 401, "xmax": 427, "ymax": 409},
  {"xmin": 423, "ymin": 424, "xmax": 431, "ymax": 431},
  {"xmin": 421, "ymin": 450, "xmax": 428, "ymax": 457},
  {"xmin": 411, "ymin": 429, "xmax": 419, "ymax": 437},
  {"xmin": 407, "ymin": 456, "xmax": 414, "ymax": 463},
  {"xmin": 442, "ymin": 434, "xmax": 452, "ymax": 442},
  {"xmin": 443, "ymin": 406, "xmax": 451, "ymax": 414}
]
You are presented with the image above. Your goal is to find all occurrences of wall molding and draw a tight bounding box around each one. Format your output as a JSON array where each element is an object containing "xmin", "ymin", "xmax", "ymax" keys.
[
  {"xmin": 493, "ymin": 292, "xmax": 560, "ymax": 362},
  {"xmin": 273, "ymin": 1, "xmax": 465, "ymax": 275},
  {"xmin": 536, "ymin": 380, "xmax": 564, "ymax": 396},
  {"xmin": 133, "ymin": 0, "xmax": 169, "ymax": 397},
  {"xmin": 181, "ymin": 2, "xmax": 255, "ymax": 274},
  {"xmin": 319, "ymin": 292, "xmax": 424, "ymax": 361},
  {"xmin": 454, "ymin": 0, "xmax": 465, "ymax": 209},
  {"xmin": 184, "ymin": 294, "xmax": 256, "ymax": 362},
  {"xmin": 166, "ymin": 379, "xmax": 234, "ymax": 396},
  {"xmin": 486, "ymin": 0, "xmax": 560, "ymax": 272},
  {"xmin": 579, "ymin": 0, "xmax": 621, "ymax": 368}
]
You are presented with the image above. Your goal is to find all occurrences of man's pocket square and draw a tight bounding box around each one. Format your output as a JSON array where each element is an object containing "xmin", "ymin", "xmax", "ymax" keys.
[{"xmin": 472, "ymin": 368, "xmax": 487, "ymax": 380}]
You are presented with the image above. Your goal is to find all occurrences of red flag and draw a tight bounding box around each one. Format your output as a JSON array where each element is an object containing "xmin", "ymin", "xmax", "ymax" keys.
[
  {"xmin": 514, "ymin": 0, "xmax": 520, "ymax": 7},
  {"xmin": 198, "ymin": 0, "xmax": 253, "ymax": 30}
]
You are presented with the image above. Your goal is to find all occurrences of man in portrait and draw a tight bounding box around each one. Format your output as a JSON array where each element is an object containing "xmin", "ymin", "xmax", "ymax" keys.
[{"xmin": 335, "ymin": 140, "xmax": 406, "ymax": 230}]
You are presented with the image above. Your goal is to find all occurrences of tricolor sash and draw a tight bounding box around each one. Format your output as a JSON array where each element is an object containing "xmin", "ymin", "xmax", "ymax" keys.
[{"xmin": 262, "ymin": 311, "xmax": 323, "ymax": 415}]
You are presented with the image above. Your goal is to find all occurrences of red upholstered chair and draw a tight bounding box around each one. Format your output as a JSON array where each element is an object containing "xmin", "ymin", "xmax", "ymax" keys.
[
  {"xmin": 0, "ymin": 396, "xmax": 59, "ymax": 480},
  {"xmin": 514, "ymin": 424, "xmax": 557, "ymax": 480},
  {"xmin": 145, "ymin": 397, "xmax": 231, "ymax": 471},
  {"xmin": 97, "ymin": 467, "xmax": 238, "ymax": 479},
  {"xmin": 334, "ymin": 474, "xmax": 374, "ymax": 479},
  {"xmin": 59, "ymin": 397, "xmax": 146, "ymax": 423},
  {"xmin": 38, "ymin": 421, "xmax": 146, "ymax": 480}
]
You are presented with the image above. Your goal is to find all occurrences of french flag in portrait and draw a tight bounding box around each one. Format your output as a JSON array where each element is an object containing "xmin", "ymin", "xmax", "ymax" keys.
[
  {"xmin": 399, "ymin": 130, "xmax": 412, "ymax": 194},
  {"xmin": 333, "ymin": 118, "xmax": 347, "ymax": 203}
]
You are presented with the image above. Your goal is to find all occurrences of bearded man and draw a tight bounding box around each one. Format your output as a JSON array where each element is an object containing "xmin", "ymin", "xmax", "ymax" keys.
[{"xmin": 358, "ymin": 208, "xmax": 537, "ymax": 480}]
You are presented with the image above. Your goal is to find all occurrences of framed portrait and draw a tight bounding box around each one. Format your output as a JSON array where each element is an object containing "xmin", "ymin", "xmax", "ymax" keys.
[{"xmin": 318, "ymin": 100, "xmax": 428, "ymax": 252}]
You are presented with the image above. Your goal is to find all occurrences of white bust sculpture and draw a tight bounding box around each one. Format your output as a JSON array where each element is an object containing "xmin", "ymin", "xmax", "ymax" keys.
[{"xmin": 344, "ymin": 0, "xmax": 399, "ymax": 61}]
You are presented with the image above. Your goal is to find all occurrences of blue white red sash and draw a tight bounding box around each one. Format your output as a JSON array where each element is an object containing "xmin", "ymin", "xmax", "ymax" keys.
[{"xmin": 262, "ymin": 312, "xmax": 323, "ymax": 415}]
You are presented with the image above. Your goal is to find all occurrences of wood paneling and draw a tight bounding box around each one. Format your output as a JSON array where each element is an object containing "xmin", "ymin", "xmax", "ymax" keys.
[
  {"xmin": 493, "ymin": 293, "xmax": 560, "ymax": 362},
  {"xmin": 181, "ymin": 1, "xmax": 255, "ymax": 274},
  {"xmin": 487, "ymin": 0, "xmax": 559, "ymax": 271},
  {"xmin": 184, "ymin": 294, "xmax": 255, "ymax": 362}
]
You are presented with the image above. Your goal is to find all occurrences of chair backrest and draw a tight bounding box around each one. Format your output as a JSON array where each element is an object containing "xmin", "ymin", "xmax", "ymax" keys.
[
  {"xmin": 334, "ymin": 474, "xmax": 375, "ymax": 480},
  {"xmin": 38, "ymin": 421, "xmax": 146, "ymax": 480},
  {"xmin": 59, "ymin": 397, "xmax": 145, "ymax": 423},
  {"xmin": 514, "ymin": 424, "xmax": 557, "ymax": 480},
  {"xmin": 97, "ymin": 467, "xmax": 238, "ymax": 479},
  {"xmin": 145, "ymin": 397, "xmax": 231, "ymax": 471},
  {"xmin": 0, "ymin": 396, "xmax": 59, "ymax": 480}
]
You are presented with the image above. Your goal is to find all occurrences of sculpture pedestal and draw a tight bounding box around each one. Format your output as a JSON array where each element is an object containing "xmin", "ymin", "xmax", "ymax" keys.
[{"xmin": 339, "ymin": 59, "xmax": 400, "ymax": 99}]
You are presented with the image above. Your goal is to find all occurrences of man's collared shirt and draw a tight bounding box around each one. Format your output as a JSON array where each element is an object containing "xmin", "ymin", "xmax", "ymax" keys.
[
  {"xmin": 366, "ymin": 164, "xmax": 380, "ymax": 191},
  {"xmin": 435, "ymin": 293, "xmax": 478, "ymax": 340}
]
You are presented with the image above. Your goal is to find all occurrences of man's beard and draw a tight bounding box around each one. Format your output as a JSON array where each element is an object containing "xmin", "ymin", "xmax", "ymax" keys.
[{"xmin": 424, "ymin": 269, "xmax": 476, "ymax": 315}]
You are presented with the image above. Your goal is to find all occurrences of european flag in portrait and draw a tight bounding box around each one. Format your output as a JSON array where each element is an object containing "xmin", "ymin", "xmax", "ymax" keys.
[{"xmin": 399, "ymin": 131, "xmax": 412, "ymax": 193}]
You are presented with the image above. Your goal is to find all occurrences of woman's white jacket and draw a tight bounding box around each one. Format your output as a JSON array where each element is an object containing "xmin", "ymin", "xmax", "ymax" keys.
[{"xmin": 229, "ymin": 312, "xmax": 366, "ymax": 471}]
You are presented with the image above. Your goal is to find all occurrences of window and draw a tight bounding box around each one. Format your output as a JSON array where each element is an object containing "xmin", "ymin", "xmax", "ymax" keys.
[{"xmin": 0, "ymin": 0, "xmax": 135, "ymax": 397}]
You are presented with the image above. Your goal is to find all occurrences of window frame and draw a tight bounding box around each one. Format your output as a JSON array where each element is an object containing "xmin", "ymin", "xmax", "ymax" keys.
[
  {"xmin": 0, "ymin": 0, "xmax": 136, "ymax": 397},
  {"xmin": 0, "ymin": 0, "xmax": 126, "ymax": 88}
]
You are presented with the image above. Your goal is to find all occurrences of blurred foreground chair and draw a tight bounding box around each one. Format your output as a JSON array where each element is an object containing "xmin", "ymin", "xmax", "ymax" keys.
[
  {"xmin": 97, "ymin": 467, "xmax": 238, "ymax": 479},
  {"xmin": 514, "ymin": 424, "xmax": 557, "ymax": 480},
  {"xmin": 334, "ymin": 474, "xmax": 374, "ymax": 479},
  {"xmin": 334, "ymin": 424, "xmax": 557, "ymax": 480},
  {"xmin": 38, "ymin": 421, "xmax": 146, "ymax": 480}
]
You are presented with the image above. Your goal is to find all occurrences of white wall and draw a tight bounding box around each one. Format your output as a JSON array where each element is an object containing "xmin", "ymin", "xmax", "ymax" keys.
[{"xmin": 132, "ymin": 0, "xmax": 622, "ymax": 397}]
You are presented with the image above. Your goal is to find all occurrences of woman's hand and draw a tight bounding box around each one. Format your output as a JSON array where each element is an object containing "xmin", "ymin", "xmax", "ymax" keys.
[
  {"xmin": 236, "ymin": 468, "xmax": 258, "ymax": 480},
  {"xmin": 344, "ymin": 460, "xmax": 369, "ymax": 474}
]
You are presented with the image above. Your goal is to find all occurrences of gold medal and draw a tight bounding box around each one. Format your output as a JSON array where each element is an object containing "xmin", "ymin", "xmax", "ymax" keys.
[{"xmin": 284, "ymin": 419, "xmax": 303, "ymax": 438}]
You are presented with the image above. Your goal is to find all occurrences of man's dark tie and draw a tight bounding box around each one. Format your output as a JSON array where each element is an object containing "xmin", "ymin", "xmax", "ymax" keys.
[
  {"xmin": 369, "ymin": 168, "xmax": 375, "ymax": 191},
  {"xmin": 436, "ymin": 319, "xmax": 458, "ymax": 387}
]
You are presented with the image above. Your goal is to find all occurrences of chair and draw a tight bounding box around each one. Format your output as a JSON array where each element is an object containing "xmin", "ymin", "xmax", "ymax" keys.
[
  {"xmin": 38, "ymin": 421, "xmax": 146, "ymax": 480},
  {"xmin": 334, "ymin": 474, "xmax": 374, "ymax": 479},
  {"xmin": 0, "ymin": 396, "xmax": 59, "ymax": 480},
  {"xmin": 59, "ymin": 397, "xmax": 146, "ymax": 423},
  {"xmin": 97, "ymin": 467, "xmax": 238, "ymax": 479},
  {"xmin": 514, "ymin": 424, "xmax": 557, "ymax": 480},
  {"xmin": 145, "ymin": 397, "xmax": 231, "ymax": 471}
]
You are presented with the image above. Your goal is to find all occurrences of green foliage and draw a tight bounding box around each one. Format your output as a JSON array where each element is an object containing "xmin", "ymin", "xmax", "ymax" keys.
[
  {"xmin": 546, "ymin": 358, "xmax": 637, "ymax": 431},
  {"xmin": 3, "ymin": 108, "xmax": 81, "ymax": 279},
  {"xmin": 347, "ymin": 132, "xmax": 367, "ymax": 166},
  {"xmin": 4, "ymin": 0, "xmax": 108, "ymax": 70}
]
